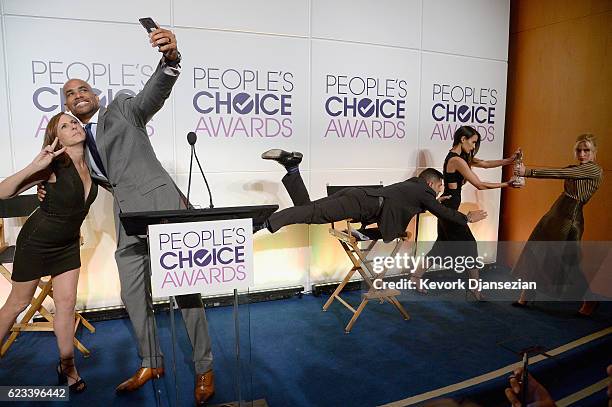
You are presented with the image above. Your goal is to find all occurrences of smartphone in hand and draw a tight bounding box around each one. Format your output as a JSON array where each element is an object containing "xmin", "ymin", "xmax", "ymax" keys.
[
  {"xmin": 520, "ymin": 352, "xmax": 529, "ymax": 406},
  {"xmin": 139, "ymin": 17, "xmax": 159, "ymax": 33}
]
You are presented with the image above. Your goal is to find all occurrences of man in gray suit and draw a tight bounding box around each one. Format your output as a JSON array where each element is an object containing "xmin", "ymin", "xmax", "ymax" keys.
[{"xmin": 55, "ymin": 27, "xmax": 214, "ymax": 404}]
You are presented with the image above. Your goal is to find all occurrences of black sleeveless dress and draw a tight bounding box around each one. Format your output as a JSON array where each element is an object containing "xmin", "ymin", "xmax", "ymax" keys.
[
  {"xmin": 11, "ymin": 159, "xmax": 98, "ymax": 282},
  {"xmin": 426, "ymin": 151, "xmax": 478, "ymax": 259}
]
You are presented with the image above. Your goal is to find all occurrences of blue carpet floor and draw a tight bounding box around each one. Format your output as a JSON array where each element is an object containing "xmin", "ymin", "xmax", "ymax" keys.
[{"xmin": 0, "ymin": 293, "xmax": 610, "ymax": 407}]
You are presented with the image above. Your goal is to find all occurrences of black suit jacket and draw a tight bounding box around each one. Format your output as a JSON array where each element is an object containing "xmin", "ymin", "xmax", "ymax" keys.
[{"xmin": 364, "ymin": 177, "xmax": 468, "ymax": 242}]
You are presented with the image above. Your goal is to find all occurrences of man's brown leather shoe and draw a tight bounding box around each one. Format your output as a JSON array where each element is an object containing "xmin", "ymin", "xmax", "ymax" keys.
[
  {"xmin": 115, "ymin": 367, "xmax": 164, "ymax": 393},
  {"xmin": 194, "ymin": 370, "xmax": 215, "ymax": 405}
]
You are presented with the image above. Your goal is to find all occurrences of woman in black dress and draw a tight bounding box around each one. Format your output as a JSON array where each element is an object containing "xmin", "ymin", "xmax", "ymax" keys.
[
  {"xmin": 410, "ymin": 126, "xmax": 519, "ymax": 299},
  {"xmin": 0, "ymin": 112, "xmax": 97, "ymax": 392},
  {"xmin": 512, "ymin": 134, "xmax": 602, "ymax": 316}
]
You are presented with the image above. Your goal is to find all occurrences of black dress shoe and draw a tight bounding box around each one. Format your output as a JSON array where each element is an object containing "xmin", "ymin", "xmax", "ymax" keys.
[
  {"xmin": 253, "ymin": 220, "xmax": 271, "ymax": 234},
  {"xmin": 261, "ymin": 149, "xmax": 303, "ymax": 169}
]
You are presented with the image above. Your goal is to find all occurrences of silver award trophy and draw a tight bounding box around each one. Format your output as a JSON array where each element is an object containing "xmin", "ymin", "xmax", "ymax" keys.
[{"xmin": 514, "ymin": 149, "xmax": 525, "ymax": 187}]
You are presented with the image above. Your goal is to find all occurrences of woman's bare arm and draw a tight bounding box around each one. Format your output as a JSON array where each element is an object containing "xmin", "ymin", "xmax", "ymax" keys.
[
  {"xmin": 452, "ymin": 157, "xmax": 512, "ymax": 190},
  {"xmin": 471, "ymin": 149, "xmax": 520, "ymax": 169},
  {"xmin": 0, "ymin": 139, "xmax": 65, "ymax": 199}
]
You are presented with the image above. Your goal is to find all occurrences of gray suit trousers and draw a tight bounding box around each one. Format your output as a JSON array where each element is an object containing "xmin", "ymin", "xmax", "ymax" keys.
[{"xmin": 113, "ymin": 202, "xmax": 213, "ymax": 374}]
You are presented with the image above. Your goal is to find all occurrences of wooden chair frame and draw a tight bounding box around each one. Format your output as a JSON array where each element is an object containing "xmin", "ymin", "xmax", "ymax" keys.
[{"xmin": 322, "ymin": 186, "xmax": 411, "ymax": 333}]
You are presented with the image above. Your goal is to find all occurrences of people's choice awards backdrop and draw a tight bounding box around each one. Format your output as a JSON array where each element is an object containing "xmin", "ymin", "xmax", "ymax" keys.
[{"xmin": 0, "ymin": 0, "xmax": 510, "ymax": 310}]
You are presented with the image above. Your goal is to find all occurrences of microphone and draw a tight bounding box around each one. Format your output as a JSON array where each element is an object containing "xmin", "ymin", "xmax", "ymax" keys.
[
  {"xmin": 187, "ymin": 131, "xmax": 197, "ymax": 146},
  {"xmin": 186, "ymin": 131, "xmax": 214, "ymax": 209}
]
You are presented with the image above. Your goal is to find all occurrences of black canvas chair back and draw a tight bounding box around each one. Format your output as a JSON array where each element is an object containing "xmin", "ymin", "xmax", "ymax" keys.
[
  {"xmin": 0, "ymin": 194, "xmax": 39, "ymax": 218},
  {"xmin": 326, "ymin": 184, "xmax": 383, "ymax": 197},
  {"xmin": 0, "ymin": 195, "xmax": 39, "ymax": 263},
  {"xmin": 325, "ymin": 184, "xmax": 384, "ymax": 240}
]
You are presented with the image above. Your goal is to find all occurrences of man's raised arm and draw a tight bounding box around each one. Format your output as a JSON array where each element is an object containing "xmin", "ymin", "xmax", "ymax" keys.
[{"xmin": 121, "ymin": 27, "xmax": 181, "ymax": 126}]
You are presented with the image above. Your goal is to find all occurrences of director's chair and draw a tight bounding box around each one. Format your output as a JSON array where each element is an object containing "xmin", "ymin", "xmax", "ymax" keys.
[
  {"xmin": 0, "ymin": 195, "xmax": 95, "ymax": 357},
  {"xmin": 322, "ymin": 185, "xmax": 411, "ymax": 333}
]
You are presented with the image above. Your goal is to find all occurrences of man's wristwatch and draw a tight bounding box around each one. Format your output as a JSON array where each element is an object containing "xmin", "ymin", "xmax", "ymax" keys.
[{"xmin": 164, "ymin": 51, "xmax": 181, "ymax": 67}]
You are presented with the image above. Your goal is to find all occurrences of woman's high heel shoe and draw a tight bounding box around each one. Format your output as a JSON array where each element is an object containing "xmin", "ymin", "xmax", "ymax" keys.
[
  {"xmin": 512, "ymin": 290, "xmax": 536, "ymax": 308},
  {"xmin": 466, "ymin": 288, "xmax": 485, "ymax": 302},
  {"xmin": 466, "ymin": 270, "xmax": 485, "ymax": 301},
  {"xmin": 511, "ymin": 300, "xmax": 531, "ymax": 309},
  {"xmin": 57, "ymin": 357, "xmax": 86, "ymax": 393},
  {"xmin": 576, "ymin": 301, "xmax": 600, "ymax": 317}
]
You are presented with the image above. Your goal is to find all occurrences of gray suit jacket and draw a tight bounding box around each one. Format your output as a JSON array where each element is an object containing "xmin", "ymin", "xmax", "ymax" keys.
[{"xmin": 89, "ymin": 60, "xmax": 184, "ymax": 215}]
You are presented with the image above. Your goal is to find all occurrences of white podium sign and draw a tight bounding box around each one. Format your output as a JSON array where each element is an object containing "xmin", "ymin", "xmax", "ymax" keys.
[{"xmin": 148, "ymin": 218, "xmax": 254, "ymax": 297}]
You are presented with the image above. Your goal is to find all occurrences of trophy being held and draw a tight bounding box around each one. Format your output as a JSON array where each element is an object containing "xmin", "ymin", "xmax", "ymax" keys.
[{"xmin": 513, "ymin": 148, "xmax": 525, "ymax": 187}]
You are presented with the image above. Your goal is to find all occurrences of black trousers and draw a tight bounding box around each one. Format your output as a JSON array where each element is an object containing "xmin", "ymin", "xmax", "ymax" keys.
[{"xmin": 267, "ymin": 172, "xmax": 381, "ymax": 232}]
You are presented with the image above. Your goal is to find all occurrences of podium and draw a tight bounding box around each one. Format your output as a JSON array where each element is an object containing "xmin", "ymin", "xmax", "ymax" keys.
[
  {"xmin": 120, "ymin": 205, "xmax": 277, "ymax": 236},
  {"xmin": 120, "ymin": 205, "xmax": 277, "ymax": 407}
]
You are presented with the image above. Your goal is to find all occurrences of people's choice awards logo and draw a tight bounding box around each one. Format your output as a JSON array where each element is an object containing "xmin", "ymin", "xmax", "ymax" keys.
[
  {"xmin": 192, "ymin": 67, "xmax": 294, "ymax": 138},
  {"xmin": 430, "ymin": 83, "xmax": 497, "ymax": 142},
  {"xmin": 30, "ymin": 60, "xmax": 155, "ymax": 137},
  {"xmin": 323, "ymin": 74, "xmax": 407, "ymax": 139},
  {"xmin": 159, "ymin": 228, "xmax": 247, "ymax": 288},
  {"xmin": 149, "ymin": 219, "xmax": 254, "ymax": 297}
]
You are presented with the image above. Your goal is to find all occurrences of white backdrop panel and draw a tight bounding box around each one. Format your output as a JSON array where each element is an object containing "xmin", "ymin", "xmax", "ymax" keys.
[
  {"xmin": 2, "ymin": 0, "xmax": 171, "ymax": 25},
  {"xmin": 173, "ymin": 29, "xmax": 309, "ymax": 174},
  {"xmin": 418, "ymin": 52, "xmax": 507, "ymax": 168},
  {"xmin": 311, "ymin": 0, "xmax": 421, "ymax": 48},
  {"xmin": 175, "ymin": 170, "xmax": 306, "ymax": 209},
  {"xmin": 0, "ymin": 3, "xmax": 512, "ymax": 308},
  {"xmin": 460, "ymin": 167, "xmax": 502, "ymax": 243},
  {"xmin": 4, "ymin": 16, "xmax": 175, "ymax": 173},
  {"xmin": 77, "ymin": 189, "xmax": 121, "ymax": 309},
  {"xmin": 422, "ymin": 0, "xmax": 510, "ymax": 61},
  {"xmin": 310, "ymin": 39, "xmax": 420, "ymax": 170},
  {"xmin": 0, "ymin": 18, "xmax": 13, "ymax": 177},
  {"xmin": 173, "ymin": 0, "xmax": 309, "ymax": 37},
  {"xmin": 307, "ymin": 168, "xmax": 419, "ymax": 200}
]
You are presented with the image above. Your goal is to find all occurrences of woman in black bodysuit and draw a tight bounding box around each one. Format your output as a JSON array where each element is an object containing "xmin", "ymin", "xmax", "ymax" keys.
[
  {"xmin": 0, "ymin": 112, "xmax": 97, "ymax": 392},
  {"xmin": 410, "ymin": 126, "xmax": 519, "ymax": 299}
]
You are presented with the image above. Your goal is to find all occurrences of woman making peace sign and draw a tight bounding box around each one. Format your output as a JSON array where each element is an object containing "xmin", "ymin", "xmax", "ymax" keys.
[{"xmin": 0, "ymin": 112, "xmax": 98, "ymax": 393}]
